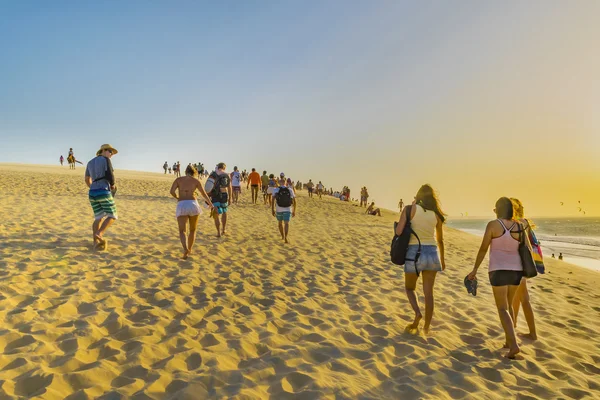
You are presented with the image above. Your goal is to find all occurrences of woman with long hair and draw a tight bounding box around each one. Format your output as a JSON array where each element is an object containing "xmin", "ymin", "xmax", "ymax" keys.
[
  {"xmin": 510, "ymin": 198, "xmax": 537, "ymax": 340},
  {"xmin": 395, "ymin": 184, "xmax": 446, "ymax": 334},
  {"xmin": 468, "ymin": 197, "xmax": 525, "ymax": 358},
  {"xmin": 170, "ymin": 165, "xmax": 213, "ymax": 259}
]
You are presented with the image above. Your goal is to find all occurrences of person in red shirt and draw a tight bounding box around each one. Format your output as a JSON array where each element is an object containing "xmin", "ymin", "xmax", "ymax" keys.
[{"xmin": 247, "ymin": 168, "xmax": 262, "ymax": 204}]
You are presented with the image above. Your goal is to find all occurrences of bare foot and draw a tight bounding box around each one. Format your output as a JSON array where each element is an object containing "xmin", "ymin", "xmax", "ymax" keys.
[
  {"xmin": 505, "ymin": 346, "xmax": 520, "ymax": 359},
  {"xmin": 406, "ymin": 313, "xmax": 422, "ymax": 330},
  {"xmin": 518, "ymin": 332, "xmax": 537, "ymax": 341},
  {"xmin": 182, "ymin": 250, "xmax": 189, "ymax": 260},
  {"xmin": 284, "ymin": 238, "xmax": 289, "ymax": 244},
  {"xmin": 423, "ymin": 325, "xmax": 430, "ymax": 335}
]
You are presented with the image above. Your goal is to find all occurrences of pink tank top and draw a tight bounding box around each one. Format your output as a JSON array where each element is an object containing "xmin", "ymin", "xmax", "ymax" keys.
[{"xmin": 489, "ymin": 219, "xmax": 523, "ymax": 272}]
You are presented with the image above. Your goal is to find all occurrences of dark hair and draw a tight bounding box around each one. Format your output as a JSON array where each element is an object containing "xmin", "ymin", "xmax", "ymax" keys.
[
  {"xmin": 252, "ymin": 168, "xmax": 255, "ymax": 172},
  {"xmin": 415, "ymin": 184, "xmax": 447, "ymax": 223},
  {"xmin": 185, "ymin": 165, "xmax": 197, "ymax": 177},
  {"xmin": 495, "ymin": 197, "xmax": 514, "ymax": 220},
  {"xmin": 263, "ymin": 170, "xmax": 267, "ymax": 174},
  {"xmin": 269, "ymin": 174, "xmax": 274, "ymax": 178}
]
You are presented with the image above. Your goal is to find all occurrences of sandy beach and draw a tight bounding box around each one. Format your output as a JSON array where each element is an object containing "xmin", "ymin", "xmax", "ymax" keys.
[{"xmin": 0, "ymin": 163, "xmax": 599, "ymax": 399}]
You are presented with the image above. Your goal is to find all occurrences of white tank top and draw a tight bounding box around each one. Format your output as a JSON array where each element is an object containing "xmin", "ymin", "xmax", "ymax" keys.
[
  {"xmin": 231, "ymin": 171, "xmax": 241, "ymax": 186},
  {"xmin": 408, "ymin": 205, "xmax": 438, "ymax": 246}
]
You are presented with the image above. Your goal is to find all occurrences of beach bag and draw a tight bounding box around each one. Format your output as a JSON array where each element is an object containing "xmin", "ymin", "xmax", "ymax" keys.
[
  {"xmin": 528, "ymin": 228, "xmax": 545, "ymax": 274},
  {"xmin": 275, "ymin": 187, "xmax": 293, "ymax": 207},
  {"xmin": 519, "ymin": 223, "xmax": 538, "ymax": 278},
  {"xmin": 390, "ymin": 205, "xmax": 422, "ymax": 274}
]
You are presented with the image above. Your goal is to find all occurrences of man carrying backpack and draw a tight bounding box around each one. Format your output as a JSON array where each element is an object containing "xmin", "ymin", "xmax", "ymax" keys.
[
  {"xmin": 207, "ymin": 162, "xmax": 232, "ymax": 237},
  {"xmin": 271, "ymin": 175, "xmax": 296, "ymax": 243}
]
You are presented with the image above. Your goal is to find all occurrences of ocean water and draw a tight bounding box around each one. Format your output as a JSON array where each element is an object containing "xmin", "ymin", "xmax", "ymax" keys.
[{"xmin": 446, "ymin": 217, "xmax": 600, "ymax": 272}]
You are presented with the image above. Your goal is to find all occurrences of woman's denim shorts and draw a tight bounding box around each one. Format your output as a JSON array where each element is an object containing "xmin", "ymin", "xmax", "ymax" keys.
[{"xmin": 404, "ymin": 245, "xmax": 442, "ymax": 274}]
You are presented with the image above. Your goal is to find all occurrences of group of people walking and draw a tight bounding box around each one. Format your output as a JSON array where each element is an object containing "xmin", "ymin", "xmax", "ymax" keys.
[
  {"xmin": 84, "ymin": 145, "xmax": 541, "ymax": 359},
  {"xmin": 395, "ymin": 185, "xmax": 540, "ymax": 359}
]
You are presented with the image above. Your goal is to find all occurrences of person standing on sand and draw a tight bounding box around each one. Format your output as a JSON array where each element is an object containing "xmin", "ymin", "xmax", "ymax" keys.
[
  {"xmin": 467, "ymin": 197, "xmax": 525, "ymax": 359},
  {"xmin": 395, "ymin": 184, "xmax": 446, "ymax": 334},
  {"xmin": 170, "ymin": 165, "xmax": 213, "ymax": 259},
  {"xmin": 306, "ymin": 179, "xmax": 314, "ymax": 198},
  {"xmin": 85, "ymin": 144, "xmax": 118, "ymax": 251},
  {"xmin": 261, "ymin": 170, "xmax": 270, "ymax": 204},
  {"xmin": 231, "ymin": 166, "xmax": 242, "ymax": 204},
  {"xmin": 360, "ymin": 187, "xmax": 369, "ymax": 207},
  {"xmin": 398, "ymin": 198, "xmax": 404, "ymax": 212},
  {"xmin": 163, "ymin": 161, "xmax": 168, "ymax": 174},
  {"xmin": 510, "ymin": 198, "xmax": 538, "ymax": 341},
  {"xmin": 272, "ymin": 176, "xmax": 296, "ymax": 243},
  {"xmin": 68, "ymin": 148, "xmax": 76, "ymax": 169},
  {"xmin": 317, "ymin": 181, "xmax": 324, "ymax": 199},
  {"xmin": 60, "ymin": 155, "xmax": 64, "ymax": 166},
  {"xmin": 207, "ymin": 163, "xmax": 232, "ymax": 237},
  {"xmin": 267, "ymin": 173, "xmax": 277, "ymax": 205},
  {"xmin": 247, "ymin": 168, "xmax": 261, "ymax": 204}
]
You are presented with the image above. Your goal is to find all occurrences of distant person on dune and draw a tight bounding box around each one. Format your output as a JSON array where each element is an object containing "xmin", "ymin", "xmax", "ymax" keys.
[
  {"xmin": 85, "ymin": 144, "xmax": 118, "ymax": 251},
  {"xmin": 247, "ymin": 168, "xmax": 261, "ymax": 204},
  {"xmin": 366, "ymin": 202, "xmax": 381, "ymax": 216},
  {"xmin": 396, "ymin": 184, "xmax": 446, "ymax": 335},
  {"xmin": 163, "ymin": 161, "xmax": 168, "ymax": 174},
  {"xmin": 468, "ymin": 197, "xmax": 525, "ymax": 359},
  {"xmin": 317, "ymin": 181, "xmax": 324, "ymax": 199},
  {"xmin": 170, "ymin": 165, "xmax": 213, "ymax": 259},
  {"xmin": 277, "ymin": 172, "xmax": 286, "ymax": 187},
  {"xmin": 267, "ymin": 173, "xmax": 277, "ymax": 205},
  {"xmin": 286, "ymin": 178, "xmax": 295, "ymax": 194},
  {"xmin": 360, "ymin": 187, "xmax": 369, "ymax": 207},
  {"xmin": 272, "ymin": 175, "xmax": 296, "ymax": 243},
  {"xmin": 510, "ymin": 198, "xmax": 538, "ymax": 341},
  {"xmin": 261, "ymin": 170, "xmax": 269, "ymax": 204},
  {"xmin": 306, "ymin": 179, "xmax": 314, "ymax": 198},
  {"xmin": 398, "ymin": 198, "xmax": 404, "ymax": 212},
  {"xmin": 558, "ymin": 253, "xmax": 563, "ymax": 260},
  {"xmin": 207, "ymin": 163, "xmax": 232, "ymax": 237},
  {"xmin": 68, "ymin": 148, "xmax": 76, "ymax": 169},
  {"xmin": 60, "ymin": 155, "xmax": 64, "ymax": 166},
  {"xmin": 231, "ymin": 166, "xmax": 242, "ymax": 204}
]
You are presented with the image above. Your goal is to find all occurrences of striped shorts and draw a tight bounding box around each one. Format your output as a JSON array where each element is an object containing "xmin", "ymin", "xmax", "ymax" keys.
[{"xmin": 89, "ymin": 191, "xmax": 118, "ymax": 220}]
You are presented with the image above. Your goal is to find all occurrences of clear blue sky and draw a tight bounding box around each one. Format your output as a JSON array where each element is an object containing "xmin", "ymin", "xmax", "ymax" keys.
[{"xmin": 1, "ymin": 1, "xmax": 599, "ymax": 215}]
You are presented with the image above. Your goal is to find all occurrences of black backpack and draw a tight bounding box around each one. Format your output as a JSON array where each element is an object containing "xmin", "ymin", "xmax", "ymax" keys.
[
  {"xmin": 390, "ymin": 205, "xmax": 422, "ymax": 274},
  {"xmin": 275, "ymin": 187, "xmax": 293, "ymax": 207},
  {"xmin": 209, "ymin": 172, "xmax": 230, "ymax": 197}
]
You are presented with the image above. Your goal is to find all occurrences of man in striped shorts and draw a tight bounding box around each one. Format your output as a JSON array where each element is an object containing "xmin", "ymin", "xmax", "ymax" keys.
[{"xmin": 85, "ymin": 144, "xmax": 118, "ymax": 250}]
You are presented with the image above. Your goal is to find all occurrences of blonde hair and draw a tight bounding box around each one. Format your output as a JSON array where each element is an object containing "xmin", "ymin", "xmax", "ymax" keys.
[{"xmin": 510, "ymin": 198, "xmax": 536, "ymax": 229}]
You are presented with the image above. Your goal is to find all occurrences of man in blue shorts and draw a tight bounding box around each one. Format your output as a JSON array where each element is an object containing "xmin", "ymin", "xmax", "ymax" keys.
[
  {"xmin": 85, "ymin": 144, "xmax": 118, "ymax": 250},
  {"xmin": 208, "ymin": 162, "xmax": 232, "ymax": 237},
  {"xmin": 271, "ymin": 176, "xmax": 296, "ymax": 243}
]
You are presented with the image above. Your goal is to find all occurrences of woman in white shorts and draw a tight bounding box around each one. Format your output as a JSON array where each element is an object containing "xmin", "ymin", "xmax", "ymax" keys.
[{"xmin": 170, "ymin": 165, "xmax": 213, "ymax": 259}]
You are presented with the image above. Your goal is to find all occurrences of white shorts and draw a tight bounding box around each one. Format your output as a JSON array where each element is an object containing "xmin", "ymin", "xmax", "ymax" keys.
[
  {"xmin": 267, "ymin": 187, "xmax": 275, "ymax": 195},
  {"xmin": 176, "ymin": 200, "xmax": 202, "ymax": 218}
]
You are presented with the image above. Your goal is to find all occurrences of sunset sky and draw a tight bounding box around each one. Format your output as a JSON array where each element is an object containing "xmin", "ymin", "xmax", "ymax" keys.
[{"xmin": 1, "ymin": 1, "xmax": 598, "ymax": 216}]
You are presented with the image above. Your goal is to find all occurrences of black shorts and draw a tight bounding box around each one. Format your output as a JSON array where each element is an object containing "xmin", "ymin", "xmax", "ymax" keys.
[
  {"xmin": 489, "ymin": 270, "xmax": 523, "ymax": 286},
  {"xmin": 308, "ymin": 188, "xmax": 313, "ymax": 193},
  {"xmin": 251, "ymin": 184, "xmax": 258, "ymax": 188},
  {"xmin": 262, "ymin": 186, "xmax": 268, "ymax": 193}
]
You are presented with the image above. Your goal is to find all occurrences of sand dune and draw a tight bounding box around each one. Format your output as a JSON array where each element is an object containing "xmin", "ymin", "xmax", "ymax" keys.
[{"xmin": 0, "ymin": 164, "xmax": 599, "ymax": 399}]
